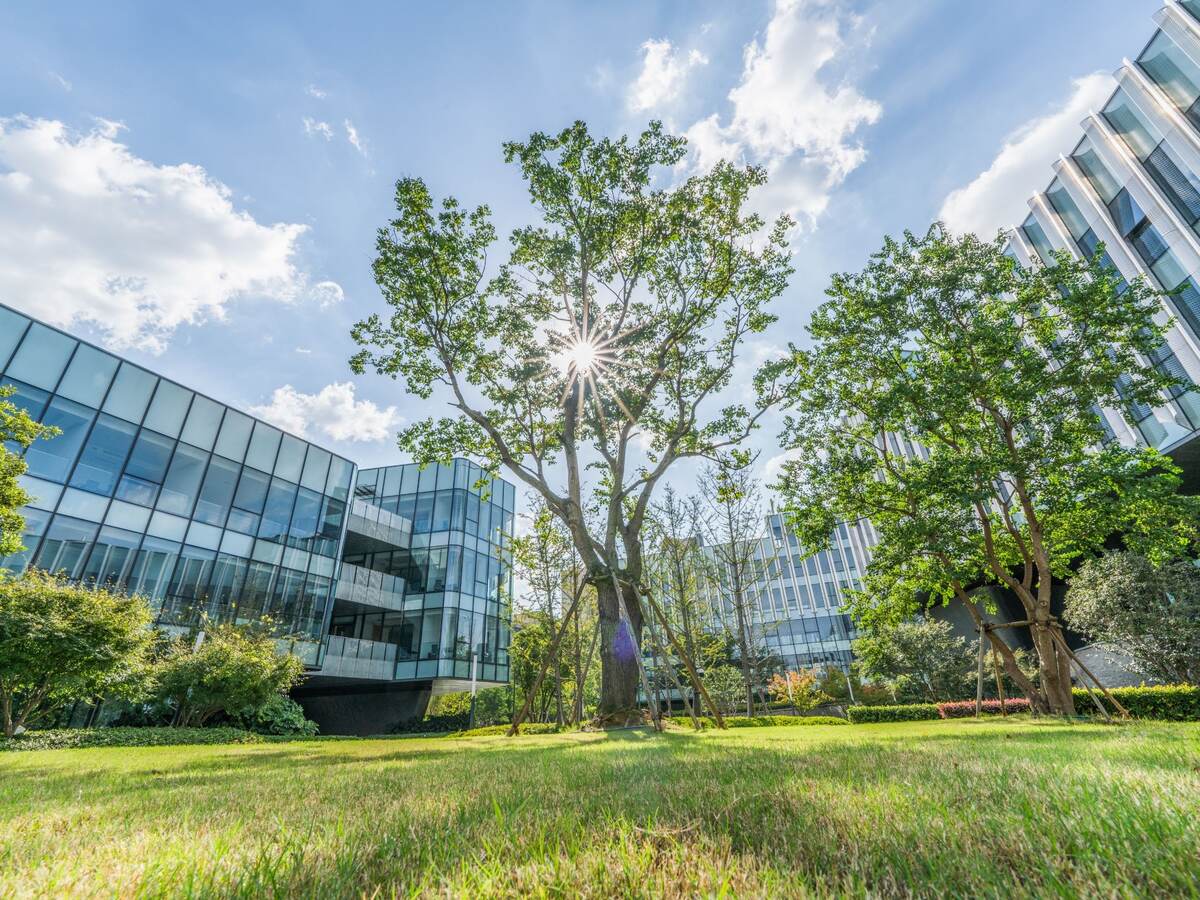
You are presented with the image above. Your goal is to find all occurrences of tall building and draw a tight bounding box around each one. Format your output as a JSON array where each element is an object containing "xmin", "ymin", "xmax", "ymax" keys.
[
  {"xmin": 1005, "ymin": 0, "xmax": 1200, "ymax": 485},
  {"xmin": 0, "ymin": 302, "xmax": 513, "ymax": 733}
]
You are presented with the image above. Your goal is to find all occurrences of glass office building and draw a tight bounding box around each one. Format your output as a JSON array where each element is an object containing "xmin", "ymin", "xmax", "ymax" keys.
[
  {"xmin": 1005, "ymin": 1, "xmax": 1200, "ymax": 485},
  {"xmin": 0, "ymin": 303, "xmax": 514, "ymax": 730}
]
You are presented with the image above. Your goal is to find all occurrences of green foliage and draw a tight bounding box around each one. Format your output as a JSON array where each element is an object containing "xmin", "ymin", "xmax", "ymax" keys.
[
  {"xmin": 847, "ymin": 703, "xmax": 941, "ymax": 723},
  {"xmin": 767, "ymin": 670, "xmax": 833, "ymax": 711},
  {"xmin": 236, "ymin": 694, "xmax": 318, "ymax": 736},
  {"xmin": 852, "ymin": 619, "xmax": 975, "ymax": 703},
  {"xmin": 450, "ymin": 722, "xmax": 566, "ymax": 738},
  {"xmin": 0, "ymin": 570, "xmax": 155, "ymax": 737},
  {"xmin": 700, "ymin": 664, "xmax": 746, "ymax": 715},
  {"xmin": 667, "ymin": 715, "xmax": 848, "ymax": 729},
  {"xmin": 1065, "ymin": 552, "xmax": 1200, "ymax": 685},
  {"xmin": 0, "ymin": 726, "xmax": 262, "ymax": 751},
  {"xmin": 772, "ymin": 225, "xmax": 1200, "ymax": 715},
  {"xmin": 425, "ymin": 687, "xmax": 510, "ymax": 728},
  {"xmin": 154, "ymin": 622, "xmax": 305, "ymax": 728},
  {"xmin": 1087, "ymin": 685, "xmax": 1200, "ymax": 721},
  {"xmin": 0, "ymin": 385, "xmax": 59, "ymax": 558}
]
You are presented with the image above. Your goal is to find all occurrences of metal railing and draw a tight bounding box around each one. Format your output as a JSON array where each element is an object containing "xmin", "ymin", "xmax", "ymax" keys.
[
  {"xmin": 320, "ymin": 634, "xmax": 396, "ymax": 680},
  {"xmin": 346, "ymin": 498, "xmax": 413, "ymax": 548},
  {"xmin": 334, "ymin": 561, "xmax": 407, "ymax": 612}
]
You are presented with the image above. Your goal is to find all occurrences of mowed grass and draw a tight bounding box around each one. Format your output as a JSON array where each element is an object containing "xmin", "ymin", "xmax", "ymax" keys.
[{"xmin": 1, "ymin": 719, "xmax": 1198, "ymax": 898}]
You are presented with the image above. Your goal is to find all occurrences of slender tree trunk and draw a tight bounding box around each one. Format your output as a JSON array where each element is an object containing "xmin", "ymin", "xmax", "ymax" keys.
[
  {"xmin": 595, "ymin": 576, "xmax": 644, "ymax": 721},
  {"xmin": 1, "ymin": 690, "xmax": 12, "ymax": 739}
]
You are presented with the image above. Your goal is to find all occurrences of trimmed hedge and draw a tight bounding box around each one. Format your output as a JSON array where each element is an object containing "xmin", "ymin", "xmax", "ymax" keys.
[
  {"xmin": 847, "ymin": 704, "xmax": 939, "ymax": 724},
  {"xmin": 666, "ymin": 715, "xmax": 847, "ymax": 729},
  {"xmin": 938, "ymin": 699, "xmax": 1032, "ymax": 719},
  {"xmin": 450, "ymin": 723, "xmax": 565, "ymax": 738},
  {"xmin": 1083, "ymin": 685, "xmax": 1200, "ymax": 721},
  {"xmin": 0, "ymin": 727, "xmax": 263, "ymax": 752}
]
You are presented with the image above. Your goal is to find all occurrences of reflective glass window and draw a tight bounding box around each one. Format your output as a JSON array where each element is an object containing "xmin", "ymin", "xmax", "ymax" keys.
[
  {"xmin": 207, "ymin": 553, "xmax": 249, "ymax": 618},
  {"xmin": 326, "ymin": 457, "xmax": 353, "ymax": 501},
  {"xmin": 288, "ymin": 487, "xmax": 322, "ymax": 548},
  {"xmin": 300, "ymin": 446, "xmax": 330, "ymax": 492},
  {"xmin": 245, "ymin": 421, "xmax": 281, "ymax": 471},
  {"xmin": 1045, "ymin": 178, "xmax": 1089, "ymax": 241},
  {"xmin": 0, "ymin": 306, "xmax": 31, "ymax": 367},
  {"xmin": 180, "ymin": 395, "xmax": 223, "ymax": 450},
  {"xmin": 236, "ymin": 560, "xmax": 276, "ymax": 622},
  {"xmin": 259, "ymin": 477, "xmax": 298, "ymax": 543},
  {"xmin": 1138, "ymin": 31, "xmax": 1200, "ymax": 111},
  {"xmin": 33, "ymin": 515, "xmax": 98, "ymax": 579},
  {"xmin": 1107, "ymin": 189, "xmax": 1145, "ymax": 237},
  {"xmin": 1, "ymin": 506, "xmax": 49, "ymax": 575},
  {"xmin": 228, "ymin": 467, "xmax": 270, "ymax": 534},
  {"xmin": 79, "ymin": 525, "xmax": 142, "ymax": 587},
  {"xmin": 167, "ymin": 545, "xmax": 216, "ymax": 602},
  {"xmin": 1, "ymin": 378, "xmax": 50, "ymax": 423},
  {"xmin": 70, "ymin": 414, "xmax": 136, "ymax": 496},
  {"xmin": 6, "ymin": 323, "xmax": 75, "ymax": 391},
  {"xmin": 156, "ymin": 443, "xmax": 209, "ymax": 516},
  {"xmin": 273, "ymin": 434, "xmax": 306, "ymax": 482},
  {"xmin": 126, "ymin": 535, "xmax": 180, "ymax": 602},
  {"xmin": 214, "ymin": 409, "xmax": 252, "ymax": 462},
  {"xmin": 25, "ymin": 396, "xmax": 94, "ymax": 482},
  {"xmin": 102, "ymin": 363, "xmax": 157, "ymax": 423},
  {"xmin": 116, "ymin": 430, "xmax": 174, "ymax": 506},
  {"xmin": 1103, "ymin": 90, "xmax": 1162, "ymax": 160},
  {"xmin": 56, "ymin": 344, "xmax": 118, "ymax": 407},
  {"xmin": 193, "ymin": 455, "xmax": 240, "ymax": 526},
  {"xmin": 143, "ymin": 380, "xmax": 191, "ymax": 438}
]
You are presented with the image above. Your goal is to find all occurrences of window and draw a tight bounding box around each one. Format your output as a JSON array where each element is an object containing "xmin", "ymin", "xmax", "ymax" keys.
[
  {"xmin": 193, "ymin": 456, "xmax": 240, "ymax": 526},
  {"xmin": 214, "ymin": 410, "xmax": 253, "ymax": 462},
  {"xmin": 273, "ymin": 434, "xmax": 307, "ymax": 482},
  {"xmin": 180, "ymin": 395, "xmax": 223, "ymax": 450},
  {"xmin": 70, "ymin": 414, "xmax": 137, "ymax": 496},
  {"xmin": 156, "ymin": 443, "xmax": 209, "ymax": 517},
  {"xmin": 0, "ymin": 306, "xmax": 31, "ymax": 368},
  {"xmin": 288, "ymin": 487, "xmax": 323, "ymax": 548},
  {"xmin": 228, "ymin": 467, "xmax": 270, "ymax": 534},
  {"xmin": 1071, "ymin": 136, "xmax": 1121, "ymax": 204},
  {"xmin": 116, "ymin": 429, "xmax": 174, "ymax": 506},
  {"xmin": 258, "ymin": 477, "xmax": 298, "ymax": 543},
  {"xmin": 25, "ymin": 396, "xmax": 95, "ymax": 483},
  {"xmin": 102, "ymin": 363, "xmax": 157, "ymax": 424},
  {"xmin": 1138, "ymin": 31, "xmax": 1200, "ymax": 121},
  {"xmin": 142, "ymin": 380, "xmax": 191, "ymax": 438},
  {"xmin": 33, "ymin": 515, "xmax": 98, "ymax": 579},
  {"xmin": 5, "ymin": 323, "xmax": 75, "ymax": 391},
  {"xmin": 245, "ymin": 422, "xmax": 282, "ymax": 472},
  {"xmin": 56, "ymin": 344, "xmax": 118, "ymax": 407},
  {"xmin": 1045, "ymin": 178, "xmax": 1089, "ymax": 241},
  {"xmin": 79, "ymin": 525, "xmax": 142, "ymax": 587}
]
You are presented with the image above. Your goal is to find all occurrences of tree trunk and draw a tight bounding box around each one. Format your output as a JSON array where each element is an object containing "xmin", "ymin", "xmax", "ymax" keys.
[
  {"xmin": 1031, "ymin": 620, "xmax": 1076, "ymax": 716},
  {"xmin": 596, "ymin": 576, "xmax": 644, "ymax": 722},
  {"xmin": 1, "ymin": 691, "xmax": 12, "ymax": 739}
]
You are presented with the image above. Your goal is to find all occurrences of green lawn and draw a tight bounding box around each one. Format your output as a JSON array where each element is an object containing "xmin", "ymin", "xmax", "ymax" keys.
[{"xmin": 1, "ymin": 719, "xmax": 1197, "ymax": 898}]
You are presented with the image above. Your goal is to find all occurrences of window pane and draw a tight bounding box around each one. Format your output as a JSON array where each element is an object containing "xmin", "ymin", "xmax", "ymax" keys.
[
  {"xmin": 0, "ymin": 506, "xmax": 49, "ymax": 575},
  {"xmin": 300, "ymin": 446, "xmax": 330, "ymax": 492},
  {"xmin": 1020, "ymin": 215, "xmax": 1056, "ymax": 264},
  {"xmin": 143, "ymin": 380, "xmax": 191, "ymax": 438},
  {"xmin": 228, "ymin": 467, "xmax": 270, "ymax": 534},
  {"xmin": 180, "ymin": 395, "xmax": 223, "ymax": 450},
  {"xmin": 156, "ymin": 443, "xmax": 209, "ymax": 516},
  {"xmin": 326, "ymin": 457, "xmax": 353, "ymax": 501},
  {"xmin": 116, "ymin": 429, "xmax": 175, "ymax": 506},
  {"xmin": 1106, "ymin": 189, "xmax": 1145, "ymax": 237},
  {"xmin": 1, "ymin": 378, "xmax": 50, "ymax": 423},
  {"xmin": 6, "ymin": 323, "xmax": 75, "ymax": 391},
  {"xmin": 1139, "ymin": 31, "xmax": 1200, "ymax": 110},
  {"xmin": 1145, "ymin": 143, "xmax": 1200, "ymax": 225},
  {"xmin": 273, "ymin": 434, "xmax": 306, "ymax": 482},
  {"xmin": 126, "ymin": 535, "xmax": 180, "ymax": 603},
  {"xmin": 56, "ymin": 344, "xmax": 119, "ymax": 407},
  {"xmin": 245, "ymin": 421, "xmax": 281, "ymax": 471},
  {"xmin": 25, "ymin": 396, "xmax": 95, "ymax": 482},
  {"xmin": 1103, "ymin": 90, "xmax": 1162, "ymax": 160},
  {"xmin": 288, "ymin": 487, "xmax": 322, "ymax": 549},
  {"xmin": 0, "ymin": 306, "xmax": 31, "ymax": 368},
  {"xmin": 193, "ymin": 455, "xmax": 240, "ymax": 526},
  {"xmin": 79, "ymin": 525, "xmax": 142, "ymax": 588},
  {"xmin": 33, "ymin": 515, "xmax": 98, "ymax": 579},
  {"xmin": 258, "ymin": 477, "xmax": 298, "ymax": 543},
  {"xmin": 70, "ymin": 414, "xmax": 137, "ymax": 496},
  {"xmin": 214, "ymin": 409, "xmax": 253, "ymax": 462},
  {"xmin": 1046, "ymin": 178, "xmax": 1089, "ymax": 241},
  {"xmin": 102, "ymin": 363, "xmax": 157, "ymax": 423}
]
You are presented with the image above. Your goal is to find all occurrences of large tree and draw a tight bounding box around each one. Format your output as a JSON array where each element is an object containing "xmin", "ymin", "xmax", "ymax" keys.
[
  {"xmin": 771, "ymin": 225, "xmax": 1200, "ymax": 716},
  {"xmin": 352, "ymin": 122, "xmax": 792, "ymax": 720}
]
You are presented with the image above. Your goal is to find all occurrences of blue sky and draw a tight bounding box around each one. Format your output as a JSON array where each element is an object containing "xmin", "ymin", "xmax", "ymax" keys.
[{"xmin": 0, "ymin": 0, "xmax": 1162, "ymax": 479}]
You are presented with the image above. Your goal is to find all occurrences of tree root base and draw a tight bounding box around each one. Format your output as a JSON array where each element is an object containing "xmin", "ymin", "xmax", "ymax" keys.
[{"xmin": 590, "ymin": 708, "xmax": 653, "ymax": 729}]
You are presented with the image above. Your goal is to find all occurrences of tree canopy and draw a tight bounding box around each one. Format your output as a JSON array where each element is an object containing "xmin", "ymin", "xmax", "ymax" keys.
[
  {"xmin": 1, "ymin": 385, "xmax": 58, "ymax": 559},
  {"xmin": 772, "ymin": 225, "xmax": 1200, "ymax": 715},
  {"xmin": 352, "ymin": 121, "xmax": 793, "ymax": 718}
]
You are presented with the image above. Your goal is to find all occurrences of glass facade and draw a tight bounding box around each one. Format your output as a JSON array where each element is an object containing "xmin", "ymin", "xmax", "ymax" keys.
[
  {"xmin": 326, "ymin": 460, "xmax": 514, "ymax": 685},
  {"xmin": 0, "ymin": 303, "xmax": 354, "ymax": 662}
]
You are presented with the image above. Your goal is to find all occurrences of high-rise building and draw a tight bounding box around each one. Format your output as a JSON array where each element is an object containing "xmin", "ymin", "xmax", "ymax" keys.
[
  {"xmin": 1005, "ymin": 0, "xmax": 1200, "ymax": 483},
  {"xmin": 0, "ymin": 302, "xmax": 513, "ymax": 733}
]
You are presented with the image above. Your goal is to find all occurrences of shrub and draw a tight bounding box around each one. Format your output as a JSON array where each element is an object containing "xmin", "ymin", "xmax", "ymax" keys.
[
  {"xmin": 1081, "ymin": 685, "xmax": 1200, "ymax": 721},
  {"xmin": 0, "ymin": 726, "xmax": 262, "ymax": 752},
  {"xmin": 451, "ymin": 722, "xmax": 565, "ymax": 737},
  {"xmin": 937, "ymin": 698, "xmax": 1032, "ymax": 718},
  {"xmin": 847, "ymin": 704, "xmax": 939, "ymax": 723},
  {"xmin": 237, "ymin": 695, "xmax": 318, "ymax": 736},
  {"xmin": 666, "ymin": 715, "xmax": 847, "ymax": 729}
]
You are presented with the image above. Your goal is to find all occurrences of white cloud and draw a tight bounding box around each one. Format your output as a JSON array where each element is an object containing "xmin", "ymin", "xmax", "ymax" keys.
[
  {"xmin": 306, "ymin": 84, "xmax": 327, "ymax": 99},
  {"xmin": 628, "ymin": 39, "xmax": 708, "ymax": 113},
  {"xmin": 302, "ymin": 117, "xmax": 333, "ymax": 140},
  {"xmin": 0, "ymin": 116, "xmax": 309, "ymax": 352},
  {"xmin": 50, "ymin": 72, "xmax": 72, "ymax": 92},
  {"xmin": 310, "ymin": 280, "xmax": 344, "ymax": 307},
  {"xmin": 294, "ymin": 347, "xmax": 312, "ymax": 355},
  {"xmin": 939, "ymin": 71, "xmax": 1113, "ymax": 239},
  {"xmin": 251, "ymin": 382, "xmax": 402, "ymax": 443},
  {"xmin": 344, "ymin": 119, "xmax": 366, "ymax": 156}
]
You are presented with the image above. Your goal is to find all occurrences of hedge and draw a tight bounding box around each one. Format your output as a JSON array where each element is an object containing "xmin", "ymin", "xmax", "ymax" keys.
[
  {"xmin": 1082, "ymin": 685, "xmax": 1200, "ymax": 721},
  {"xmin": 938, "ymin": 699, "xmax": 1032, "ymax": 719},
  {"xmin": 0, "ymin": 727, "xmax": 263, "ymax": 752},
  {"xmin": 847, "ymin": 704, "xmax": 939, "ymax": 723},
  {"xmin": 450, "ymin": 723, "xmax": 566, "ymax": 737},
  {"xmin": 666, "ymin": 715, "xmax": 847, "ymax": 729}
]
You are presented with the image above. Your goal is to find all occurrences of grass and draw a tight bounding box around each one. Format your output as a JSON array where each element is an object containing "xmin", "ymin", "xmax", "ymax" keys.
[{"xmin": 0, "ymin": 718, "xmax": 1197, "ymax": 897}]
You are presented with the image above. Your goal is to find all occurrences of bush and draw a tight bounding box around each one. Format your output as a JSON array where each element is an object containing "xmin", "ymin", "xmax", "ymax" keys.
[
  {"xmin": 425, "ymin": 687, "xmax": 510, "ymax": 727},
  {"xmin": 237, "ymin": 695, "xmax": 318, "ymax": 736},
  {"xmin": 666, "ymin": 715, "xmax": 848, "ymax": 729},
  {"xmin": 1081, "ymin": 685, "xmax": 1200, "ymax": 721},
  {"xmin": 847, "ymin": 704, "xmax": 939, "ymax": 723},
  {"xmin": 0, "ymin": 726, "xmax": 262, "ymax": 752},
  {"xmin": 937, "ymin": 698, "xmax": 1032, "ymax": 718},
  {"xmin": 450, "ymin": 722, "xmax": 565, "ymax": 737}
]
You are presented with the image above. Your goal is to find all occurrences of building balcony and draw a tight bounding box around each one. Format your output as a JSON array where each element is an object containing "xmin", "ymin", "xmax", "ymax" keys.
[
  {"xmin": 346, "ymin": 498, "xmax": 412, "ymax": 549},
  {"xmin": 335, "ymin": 561, "xmax": 407, "ymax": 612},
  {"xmin": 319, "ymin": 634, "xmax": 397, "ymax": 680}
]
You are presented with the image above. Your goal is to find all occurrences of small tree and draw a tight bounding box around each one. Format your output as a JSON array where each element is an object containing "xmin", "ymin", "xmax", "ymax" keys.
[
  {"xmin": 852, "ymin": 619, "xmax": 974, "ymax": 703},
  {"xmin": 1, "ymin": 385, "xmax": 58, "ymax": 558},
  {"xmin": 701, "ymin": 664, "xmax": 746, "ymax": 716},
  {"xmin": 155, "ymin": 622, "xmax": 305, "ymax": 727},
  {"xmin": 772, "ymin": 225, "xmax": 1200, "ymax": 715},
  {"xmin": 1065, "ymin": 551, "xmax": 1200, "ymax": 686},
  {"xmin": 767, "ymin": 669, "xmax": 832, "ymax": 711},
  {"xmin": 0, "ymin": 570, "xmax": 154, "ymax": 737}
]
